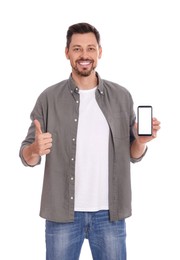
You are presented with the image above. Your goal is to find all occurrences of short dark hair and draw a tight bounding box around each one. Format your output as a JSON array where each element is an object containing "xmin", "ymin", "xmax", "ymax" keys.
[{"xmin": 66, "ymin": 22, "xmax": 101, "ymax": 49}]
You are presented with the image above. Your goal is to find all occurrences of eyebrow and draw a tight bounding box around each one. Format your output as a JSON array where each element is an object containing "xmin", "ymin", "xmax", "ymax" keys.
[
  {"xmin": 72, "ymin": 45, "xmax": 81, "ymax": 48},
  {"xmin": 72, "ymin": 44, "xmax": 97, "ymax": 48}
]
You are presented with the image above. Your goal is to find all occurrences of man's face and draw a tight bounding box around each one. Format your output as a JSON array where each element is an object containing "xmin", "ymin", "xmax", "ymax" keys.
[{"xmin": 65, "ymin": 33, "xmax": 102, "ymax": 77}]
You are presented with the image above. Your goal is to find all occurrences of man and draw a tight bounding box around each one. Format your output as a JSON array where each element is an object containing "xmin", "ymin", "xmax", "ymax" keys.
[{"xmin": 19, "ymin": 22, "xmax": 160, "ymax": 260}]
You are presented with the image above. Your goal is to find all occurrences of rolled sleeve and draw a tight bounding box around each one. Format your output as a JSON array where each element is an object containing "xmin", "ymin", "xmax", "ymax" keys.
[
  {"xmin": 19, "ymin": 145, "xmax": 41, "ymax": 167},
  {"xmin": 130, "ymin": 145, "xmax": 148, "ymax": 163}
]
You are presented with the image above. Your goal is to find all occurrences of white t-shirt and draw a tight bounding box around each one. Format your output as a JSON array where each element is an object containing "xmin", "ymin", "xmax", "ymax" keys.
[{"xmin": 74, "ymin": 87, "xmax": 109, "ymax": 211}]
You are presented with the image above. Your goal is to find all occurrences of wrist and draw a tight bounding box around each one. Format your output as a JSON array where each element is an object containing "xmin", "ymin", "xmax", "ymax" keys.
[
  {"xmin": 131, "ymin": 139, "xmax": 147, "ymax": 159},
  {"xmin": 135, "ymin": 138, "xmax": 147, "ymax": 147},
  {"xmin": 22, "ymin": 144, "xmax": 40, "ymax": 166},
  {"xmin": 29, "ymin": 143, "xmax": 40, "ymax": 158}
]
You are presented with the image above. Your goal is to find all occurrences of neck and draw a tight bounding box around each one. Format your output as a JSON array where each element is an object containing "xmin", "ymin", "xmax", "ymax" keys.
[{"xmin": 71, "ymin": 71, "xmax": 98, "ymax": 90}]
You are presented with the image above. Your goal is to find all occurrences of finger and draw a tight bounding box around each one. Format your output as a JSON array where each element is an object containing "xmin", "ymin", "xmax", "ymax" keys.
[
  {"xmin": 34, "ymin": 119, "xmax": 43, "ymax": 135},
  {"xmin": 39, "ymin": 140, "xmax": 53, "ymax": 156},
  {"xmin": 153, "ymin": 125, "xmax": 161, "ymax": 131},
  {"xmin": 153, "ymin": 118, "xmax": 161, "ymax": 124}
]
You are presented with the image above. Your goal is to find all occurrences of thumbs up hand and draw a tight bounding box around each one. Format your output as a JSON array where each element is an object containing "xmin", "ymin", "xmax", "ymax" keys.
[{"xmin": 33, "ymin": 119, "xmax": 53, "ymax": 156}]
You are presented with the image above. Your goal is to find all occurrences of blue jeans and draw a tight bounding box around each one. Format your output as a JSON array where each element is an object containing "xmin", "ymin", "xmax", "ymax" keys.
[{"xmin": 45, "ymin": 210, "xmax": 126, "ymax": 260}]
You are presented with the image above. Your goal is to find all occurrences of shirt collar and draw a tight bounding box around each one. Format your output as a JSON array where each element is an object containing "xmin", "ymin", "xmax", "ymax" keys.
[{"xmin": 68, "ymin": 72, "xmax": 104, "ymax": 95}]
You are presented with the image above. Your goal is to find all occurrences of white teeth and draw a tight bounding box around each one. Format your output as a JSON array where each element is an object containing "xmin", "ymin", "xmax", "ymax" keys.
[{"xmin": 79, "ymin": 61, "xmax": 91, "ymax": 65}]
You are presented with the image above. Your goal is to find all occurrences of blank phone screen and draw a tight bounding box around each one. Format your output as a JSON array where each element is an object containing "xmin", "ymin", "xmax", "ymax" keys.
[{"xmin": 138, "ymin": 106, "xmax": 152, "ymax": 136}]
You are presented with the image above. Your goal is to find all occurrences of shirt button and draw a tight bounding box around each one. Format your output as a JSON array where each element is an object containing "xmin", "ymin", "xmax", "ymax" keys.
[
  {"xmin": 71, "ymin": 177, "xmax": 74, "ymax": 181},
  {"xmin": 72, "ymin": 138, "xmax": 75, "ymax": 142},
  {"xmin": 100, "ymin": 91, "xmax": 103, "ymax": 94},
  {"xmin": 70, "ymin": 196, "xmax": 74, "ymax": 200},
  {"xmin": 74, "ymin": 118, "xmax": 78, "ymax": 122},
  {"xmin": 76, "ymin": 100, "xmax": 79, "ymax": 103},
  {"xmin": 71, "ymin": 158, "xmax": 74, "ymax": 161}
]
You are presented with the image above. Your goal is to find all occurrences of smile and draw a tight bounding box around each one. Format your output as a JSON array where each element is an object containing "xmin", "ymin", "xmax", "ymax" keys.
[{"xmin": 77, "ymin": 60, "xmax": 92, "ymax": 66}]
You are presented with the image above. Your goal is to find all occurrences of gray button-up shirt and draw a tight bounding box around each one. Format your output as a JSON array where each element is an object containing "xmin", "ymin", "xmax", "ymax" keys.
[{"xmin": 19, "ymin": 73, "xmax": 146, "ymax": 222}]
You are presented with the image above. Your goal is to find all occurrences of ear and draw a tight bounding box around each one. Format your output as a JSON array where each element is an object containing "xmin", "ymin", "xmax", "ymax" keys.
[
  {"xmin": 65, "ymin": 47, "xmax": 70, "ymax": 59},
  {"xmin": 98, "ymin": 46, "xmax": 102, "ymax": 59}
]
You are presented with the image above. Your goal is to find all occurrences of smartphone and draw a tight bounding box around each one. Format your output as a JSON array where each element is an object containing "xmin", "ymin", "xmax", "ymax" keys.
[{"xmin": 137, "ymin": 106, "xmax": 153, "ymax": 136}]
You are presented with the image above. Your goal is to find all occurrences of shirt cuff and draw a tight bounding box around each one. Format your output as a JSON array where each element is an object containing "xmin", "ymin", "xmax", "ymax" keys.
[
  {"xmin": 130, "ymin": 145, "xmax": 148, "ymax": 163},
  {"xmin": 19, "ymin": 145, "xmax": 41, "ymax": 167}
]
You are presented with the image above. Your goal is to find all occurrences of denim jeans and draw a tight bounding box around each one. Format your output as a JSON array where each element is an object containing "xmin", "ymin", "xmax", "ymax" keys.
[{"xmin": 46, "ymin": 210, "xmax": 126, "ymax": 260}]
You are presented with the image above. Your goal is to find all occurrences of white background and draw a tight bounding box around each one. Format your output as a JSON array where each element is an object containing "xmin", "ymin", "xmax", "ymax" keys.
[{"xmin": 0, "ymin": 0, "xmax": 180, "ymax": 259}]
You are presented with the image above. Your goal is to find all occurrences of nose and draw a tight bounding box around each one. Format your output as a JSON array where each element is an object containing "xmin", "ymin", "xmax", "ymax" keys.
[{"xmin": 80, "ymin": 49, "xmax": 89, "ymax": 59}]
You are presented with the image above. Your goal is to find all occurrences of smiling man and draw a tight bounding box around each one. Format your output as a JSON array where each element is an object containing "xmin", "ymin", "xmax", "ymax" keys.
[
  {"xmin": 65, "ymin": 32, "xmax": 102, "ymax": 78},
  {"xmin": 19, "ymin": 22, "xmax": 160, "ymax": 260}
]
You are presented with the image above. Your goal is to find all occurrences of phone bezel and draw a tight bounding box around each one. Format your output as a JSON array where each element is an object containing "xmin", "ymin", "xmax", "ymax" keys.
[{"xmin": 137, "ymin": 105, "xmax": 153, "ymax": 136}]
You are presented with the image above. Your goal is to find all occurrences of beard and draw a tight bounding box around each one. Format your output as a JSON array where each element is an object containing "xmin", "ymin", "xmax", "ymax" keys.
[{"xmin": 72, "ymin": 59, "xmax": 96, "ymax": 77}]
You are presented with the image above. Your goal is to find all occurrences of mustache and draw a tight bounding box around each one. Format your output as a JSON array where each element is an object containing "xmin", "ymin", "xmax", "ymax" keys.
[{"xmin": 76, "ymin": 59, "xmax": 94, "ymax": 63}]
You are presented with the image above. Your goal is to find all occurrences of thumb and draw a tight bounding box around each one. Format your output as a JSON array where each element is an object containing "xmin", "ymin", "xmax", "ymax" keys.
[
  {"xmin": 133, "ymin": 122, "xmax": 138, "ymax": 137},
  {"xmin": 34, "ymin": 119, "xmax": 43, "ymax": 135},
  {"xmin": 134, "ymin": 122, "xmax": 138, "ymax": 129}
]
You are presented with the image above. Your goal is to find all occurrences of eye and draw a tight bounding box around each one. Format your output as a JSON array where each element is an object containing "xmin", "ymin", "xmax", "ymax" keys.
[
  {"xmin": 88, "ymin": 47, "xmax": 96, "ymax": 52},
  {"xmin": 73, "ymin": 47, "xmax": 81, "ymax": 52}
]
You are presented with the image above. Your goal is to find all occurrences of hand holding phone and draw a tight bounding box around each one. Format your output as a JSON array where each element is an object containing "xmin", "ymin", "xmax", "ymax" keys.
[{"xmin": 137, "ymin": 106, "xmax": 153, "ymax": 136}]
